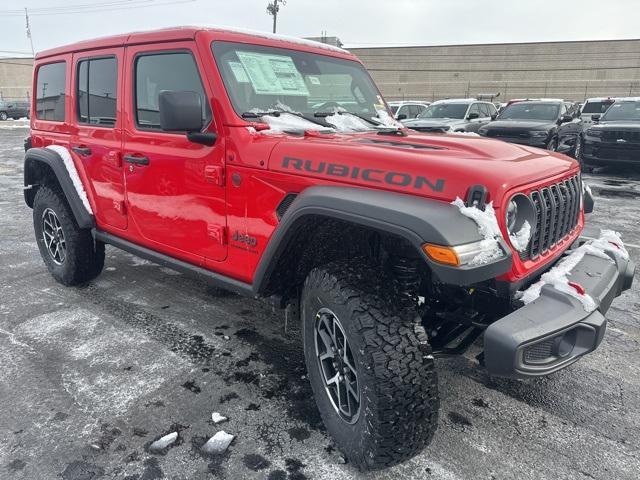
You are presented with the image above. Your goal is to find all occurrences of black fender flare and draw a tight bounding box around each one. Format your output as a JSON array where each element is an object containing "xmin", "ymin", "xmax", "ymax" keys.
[
  {"xmin": 24, "ymin": 147, "xmax": 95, "ymax": 229},
  {"xmin": 252, "ymin": 186, "xmax": 512, "ymax": 293}
]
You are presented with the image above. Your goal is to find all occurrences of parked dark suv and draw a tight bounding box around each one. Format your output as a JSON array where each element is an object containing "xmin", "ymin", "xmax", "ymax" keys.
[
  {"xmin": 579, "ymin": 97, "xmax": 640, "ymax": 170},
  {"xmin": 0, "ymin": 100, "xmax": 30, "ymax": 120},
  {"xmin": 478, "ymin": 100, "xmax": 581, "ymax": 154}
]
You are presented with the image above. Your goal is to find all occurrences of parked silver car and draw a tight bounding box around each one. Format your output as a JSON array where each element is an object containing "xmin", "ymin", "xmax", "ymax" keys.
[
  {"xmin": 402, "ymin": 98, "xmax": 497, "ymax": 133},
  {"xmin": 388, "ymin": 101, "xmax": 430, "ymax": 120}
]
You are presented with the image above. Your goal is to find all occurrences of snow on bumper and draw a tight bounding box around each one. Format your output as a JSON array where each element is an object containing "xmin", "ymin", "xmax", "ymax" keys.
[{"xmin": 484, "ymin": 230, "xmax": 635, "ymax": 379}]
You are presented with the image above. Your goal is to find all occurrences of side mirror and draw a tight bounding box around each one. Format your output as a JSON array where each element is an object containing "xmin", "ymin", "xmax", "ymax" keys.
[
  {"xmin": 159, "ymin": 90, "xmax": 203, "ymax": 132},
  {"xmin": 591, "ymin": 114, "xmax": 601, "ymax": 122},
  {"xmin": 467, "ymin": 112, "xmax": 480, "ymax": 120},
  {"xmin": 396, "ymin": 114, "xmax": 407, "ymax": 121},
  {"xmin": 559, "ymin": 114, "xmax": 573, "ymax": 124},
  {"xmin": 491, "ymin": 113, "xmax": 497, "ymax": 121},
  {"xmin": 159, "ymin": 90, "xmax": 216, "ymax": 146}
]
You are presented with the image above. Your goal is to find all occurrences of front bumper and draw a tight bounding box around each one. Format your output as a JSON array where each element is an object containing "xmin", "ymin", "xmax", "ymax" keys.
[
  {"xmin": 484, "ymin": 235, "xmax": 635, "ymax": 379},
  {"xmin": 583, "ymin": 139, "xmax": 640, "ymax": 166}
]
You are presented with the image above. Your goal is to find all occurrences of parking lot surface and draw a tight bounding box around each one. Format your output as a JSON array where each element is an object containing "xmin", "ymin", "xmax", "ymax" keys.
[{"xmin": 1, "ymin": 122, "xmax": 639, "ymax": 480}]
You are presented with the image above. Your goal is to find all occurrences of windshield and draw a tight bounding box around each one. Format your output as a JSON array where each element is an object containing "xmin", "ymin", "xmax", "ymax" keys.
[
  {"xmin": 498, "ymin": 103, "xmax": 560, "ymax": 121},
  {"xmin": 601, "ymin": 101, "xmax": 640, "ymax": 122},
  {"xmin": 582, "ymin": 101, "xmax": 614, "ymax": 115},
  {"xmin": 418, "ymin": 103, "xmax": 468, "ymax": 119},
  {"xmin": 212, "ymin": 41, "xmax": 394, "ymax": 132}
]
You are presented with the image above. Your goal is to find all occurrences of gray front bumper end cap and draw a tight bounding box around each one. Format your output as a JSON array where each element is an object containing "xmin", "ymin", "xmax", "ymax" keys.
[{"xmin": 483, "ymin": 248, "xmax": 635, "ymax": 379}]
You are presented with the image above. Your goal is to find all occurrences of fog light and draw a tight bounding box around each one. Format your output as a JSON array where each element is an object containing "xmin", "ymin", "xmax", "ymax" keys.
[{"xmin": 553, "ymin": 329, "xmax": 577, "ymax": 358}]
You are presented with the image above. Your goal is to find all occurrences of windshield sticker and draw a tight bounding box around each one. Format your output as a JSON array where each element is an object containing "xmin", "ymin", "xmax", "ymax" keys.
[
  {"xmin": 229, "ymin": 62, "xmax": 249, "ymax": 83},
  {"xmin": 236, "ymin": 51, "xmax": 310, "ymax": 97},
  {"xmin": 307, "ymin": 76, "xmax": 321, "ymax": 85}
]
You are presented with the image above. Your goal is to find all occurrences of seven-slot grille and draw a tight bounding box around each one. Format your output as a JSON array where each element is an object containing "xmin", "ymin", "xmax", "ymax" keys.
[
  {"xmin": 523, "ymin": 175, "xmax": 581, "ymax": 260},
  {"xmin": 602, "ymin": 130, "xmax": 640, "ymax": 144}
]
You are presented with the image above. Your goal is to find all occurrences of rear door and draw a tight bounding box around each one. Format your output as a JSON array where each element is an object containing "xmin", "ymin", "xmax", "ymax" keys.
[
  {"xmin": 70, "ymin": 48, "xmax": 126, "ymax": 230},
  {"xmin": 122, "ymin": 42, "xmax": 227, "ymax": 263}
]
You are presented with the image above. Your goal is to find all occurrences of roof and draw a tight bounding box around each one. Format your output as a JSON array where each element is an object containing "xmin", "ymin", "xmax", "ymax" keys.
[
  {"xmin": 432, "ymin": 98, "xmax": 477, "ymax": 104},
  {"xmin": 36, "ymin": 25, "xmax": 350, "ymax": 60}
]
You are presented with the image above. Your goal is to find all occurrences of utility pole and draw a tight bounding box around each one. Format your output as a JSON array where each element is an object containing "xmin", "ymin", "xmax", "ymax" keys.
[
  {"xmin": 25, "ymin": 8, "xmax": 35, "ymax": 58},
  {"xmin": 267, "ymin": 0, "xmax": 286, "ymax": 34}
]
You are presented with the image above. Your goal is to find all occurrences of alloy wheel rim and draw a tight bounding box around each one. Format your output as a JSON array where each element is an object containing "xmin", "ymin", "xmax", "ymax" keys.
[
  {"xmin": 314, "ymin": 307, "xmax": 361, "ymax": 424},
  {"xmin": 42, "ymin": 208, "xmax": 66, "ymax": 265}
]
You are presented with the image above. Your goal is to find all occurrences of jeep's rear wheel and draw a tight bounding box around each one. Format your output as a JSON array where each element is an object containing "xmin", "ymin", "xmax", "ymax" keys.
[
  {"xmin": 33, "ymin": 186, "xmax": 104, "ymax": 286},
  {"xmin": 301, "ymin": 260, "xmax": 439, "ymax": 470}
]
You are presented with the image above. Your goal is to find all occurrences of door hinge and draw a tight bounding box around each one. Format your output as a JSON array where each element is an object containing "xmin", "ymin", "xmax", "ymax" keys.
[
  {"xmin": 207, "ymin": 225, "xmax": 227, "ymax": 245},
  {"xmin": 204, "ymin": 165, "xmax": 224, "ymax": 186}
]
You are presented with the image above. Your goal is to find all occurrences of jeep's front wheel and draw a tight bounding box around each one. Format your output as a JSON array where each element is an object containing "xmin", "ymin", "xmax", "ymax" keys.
[
  {"xmin": 33, "ymin": 186, "xmax": 104, "ymax": 286},
  {"xmin": 301, "ymin": 260, "xmax": 439, "ymax": 470}
]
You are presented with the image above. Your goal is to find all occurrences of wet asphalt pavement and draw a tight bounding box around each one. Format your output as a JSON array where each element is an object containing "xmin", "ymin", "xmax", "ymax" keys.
[{"xmin": 1, "ymin": 122, "xmax": 639, "ymax": 480}]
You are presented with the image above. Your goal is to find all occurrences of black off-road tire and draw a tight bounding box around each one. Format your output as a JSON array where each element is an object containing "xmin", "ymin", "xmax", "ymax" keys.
[
  {"xmin": 33, "ymin": 185, "xmax": 104, "ymax": 286},
  {"xmin": 301, "ymin": 259, "xmax": 439, "ymax": 470},
  {"xmin": 0, "ymin": 111, "xmax": 8, "ymax": 121}
]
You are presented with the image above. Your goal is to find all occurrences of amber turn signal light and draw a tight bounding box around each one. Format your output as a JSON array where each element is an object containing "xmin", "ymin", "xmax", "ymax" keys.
[{"xmin": 422, "ymin": 244, "xmax": 460, "ymax": 266}]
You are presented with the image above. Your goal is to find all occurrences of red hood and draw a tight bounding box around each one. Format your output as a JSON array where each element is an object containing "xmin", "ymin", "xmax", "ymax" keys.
[{"xmin": 267, "ymin": 131, "xmax": 578, "ymax": 203}]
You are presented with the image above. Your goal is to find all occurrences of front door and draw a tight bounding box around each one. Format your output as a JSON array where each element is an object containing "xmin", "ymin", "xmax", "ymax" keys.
[
  {"xmin": 122, "ymin": 42, "xmax": 227, "ymax": 262},
  {"xmin": 70, "ymin": 48, "xmax": 127, "ymax": 230}
]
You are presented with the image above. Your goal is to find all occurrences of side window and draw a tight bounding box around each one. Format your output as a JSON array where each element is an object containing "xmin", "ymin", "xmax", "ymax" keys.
[
  {"xmin": 467, "ymin": 103, "xmax": 481, "ymax": 117},
  {"xmin": 408, "ymin": 105, "xmax": 419, "ymax": 118},
  {"xmin": 417, "ymin": 105, "xmax": 427, "ymax": 115},
  {"xmin": 397, "ymin": 105, "xmax": 409, "ymax": 118},
  {"xmin": 135, "ymin": 51, "xmax": 211, "ymax": 131},
  {"xmin": 36, "ymin": 62, "xmax": 66, "ymax": 121},
  {"xmin": 77, "ymin": 57, "xmax": 118, "ymax": 126},
  {"xmin": 480, "ymin": 103, "xmax": 492, "ymax": 117}
]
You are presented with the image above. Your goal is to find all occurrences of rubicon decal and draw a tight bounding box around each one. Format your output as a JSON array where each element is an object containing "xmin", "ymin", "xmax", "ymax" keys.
[{"xmin": 282, "ymin": 156, "xmax": 445, "ymax": 192}]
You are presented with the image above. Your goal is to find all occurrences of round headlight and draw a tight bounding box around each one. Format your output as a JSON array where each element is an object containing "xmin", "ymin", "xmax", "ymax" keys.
[{"xmin": 505, "ymin": 194, "xmax": 536, "ymax": 252}]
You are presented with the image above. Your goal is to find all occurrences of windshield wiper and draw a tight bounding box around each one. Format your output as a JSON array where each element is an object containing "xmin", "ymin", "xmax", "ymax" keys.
[
  {"xmin": 314, "ymin": 110, "xmax": 382, "ymax": 127},
  {"xmin": 242, "ymin": 110, "xmax": 329, "ymax": 128}
]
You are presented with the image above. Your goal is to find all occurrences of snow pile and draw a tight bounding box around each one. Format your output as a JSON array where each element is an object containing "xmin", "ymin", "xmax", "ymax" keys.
[
  {"xmin": 324, "ymin": 112, "xmax": 371, "ymax": 132},
  {"xmin": 202, "ymin": 25, "xmax": 349, "ymax": 54},
  {"xmin": 202, "ymin": 431, "xmax": 234, "ymax": 454},
  {"xmin": 149, "ymin": 432, "xmax": 178, "ymax": 452},
  {"xmin": 211, "ymin": 412, "xmax": 227, "ymax": 424},
  {"xmin": 509, "ymin": 221, "xmax": 531, "ymax": 253},
  {"xmin": 0, "ymin": 123, "xmax": 30, "ymax": 130},
  {"xmin": 376, "ymin": 109, "xmax": 403, "ymax": 128},
  {"xmin": 45, "ymin": 145, "xmax": 93, "ymax": 214},
  {"xmin": 259, "ymin": 113, "xmax": 333, "ymax": 134},
  {"xmin": 451, "ymin": 197, "xmax": 504, "ymax": 265},
  {"xmin": 518, "ymin": 229, "xmax": 627, "ymax": 312},
  {"xmin": 450, "ymin": 131, "xmax": 481, "ymax": 137}
]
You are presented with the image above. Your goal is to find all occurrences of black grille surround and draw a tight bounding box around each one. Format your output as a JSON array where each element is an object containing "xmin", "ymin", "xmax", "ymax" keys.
[{"xmin": 521, "ymin": 174, "xmax": 582, "ymax": 261}]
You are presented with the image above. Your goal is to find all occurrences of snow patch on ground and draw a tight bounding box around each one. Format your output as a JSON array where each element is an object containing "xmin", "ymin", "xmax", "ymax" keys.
[
  {"xmin": 149, "ymin": 432, "xmax": 178, "ymax": 451},
  {"xmin": 452, "ymin": 197, "xmax": 504, "ymax": 265},
  {"xmin": 509, "ymin": 220, "xmax": 531, "ymax": 253},
  {"xmin": 583, "ymin": 181, "xmax": 593, "ymax": 196},
  {"xmin": 202, "ymin": 431, "xmax": 234, "ymax": 454},
  {"xmin": 518, "ymin": 229, "xmax": 627, "ymax": 312},
  {"xmin": 45, "ymin": 145, "xmax": 93, "ymax": 214},
  {"xmin": 211, "ymin": 412, "xmax": 227, "ymax": 424}
]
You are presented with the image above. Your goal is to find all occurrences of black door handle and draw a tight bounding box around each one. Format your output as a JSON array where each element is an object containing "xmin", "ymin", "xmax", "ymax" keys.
[
  {"xmin": 123, "ymin": 155, "xmax": 150, "ymax": 166},
  {"xmin": 71, "ymin": 146, "xmax": 92, "ymax": 156}
]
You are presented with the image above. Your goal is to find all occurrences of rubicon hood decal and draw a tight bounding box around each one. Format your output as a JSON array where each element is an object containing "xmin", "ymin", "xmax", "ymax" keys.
[{"xmin": 282, "ymin": 156, "xmax": 445, "ymax": 192}]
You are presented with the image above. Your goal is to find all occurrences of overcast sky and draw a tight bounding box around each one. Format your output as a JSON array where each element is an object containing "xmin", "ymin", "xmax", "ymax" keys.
[{"xmin": 2, "ymin": 0, "xmax": 639, "ymax": 55}]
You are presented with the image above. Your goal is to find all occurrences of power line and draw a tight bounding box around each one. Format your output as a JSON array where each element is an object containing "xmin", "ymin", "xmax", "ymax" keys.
[{"xmin": 0, "ymin": 0, "xmax": 196, "ymax": 17}]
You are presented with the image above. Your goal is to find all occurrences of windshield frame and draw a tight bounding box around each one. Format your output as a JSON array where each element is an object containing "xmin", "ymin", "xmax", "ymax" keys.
[{"xmin": 210, "ymin": 40, "xmax": 390, "ymax": 130}]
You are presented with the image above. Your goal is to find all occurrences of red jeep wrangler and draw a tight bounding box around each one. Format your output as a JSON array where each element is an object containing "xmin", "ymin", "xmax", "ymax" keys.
[{"xmin": 24, "ymin": 26, "xmax": 634, "ymax": 469}]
